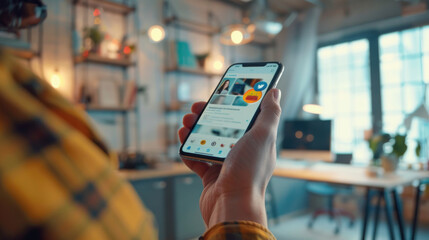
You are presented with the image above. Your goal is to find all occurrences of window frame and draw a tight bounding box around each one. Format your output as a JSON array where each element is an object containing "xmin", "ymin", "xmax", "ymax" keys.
[{"xmin": 316, "ymin": 20, "xmax": 429, "ymax": 156}]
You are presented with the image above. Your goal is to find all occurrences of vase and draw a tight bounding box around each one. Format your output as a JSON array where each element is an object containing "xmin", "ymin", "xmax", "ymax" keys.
[{"xmin": 381, "ymin": 155, "xmax": 399, "ymax": 173}]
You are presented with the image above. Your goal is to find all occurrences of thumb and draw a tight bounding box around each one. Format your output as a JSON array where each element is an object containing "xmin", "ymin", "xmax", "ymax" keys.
[{"xmin": 250, "ymin": 89, "xmax": 282, "ymax": 136}]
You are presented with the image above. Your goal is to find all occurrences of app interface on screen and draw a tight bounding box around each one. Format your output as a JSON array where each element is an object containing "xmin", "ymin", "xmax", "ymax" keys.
[{"xmin": 183, "ymin": 63, "xmax": 279, "ymax": 159}]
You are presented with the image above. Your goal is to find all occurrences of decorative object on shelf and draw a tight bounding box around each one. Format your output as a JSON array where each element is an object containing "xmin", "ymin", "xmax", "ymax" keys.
[
  {"xmin": 83, "ymin": 25, "xmax": 105, "ymax": 53},
  {"xmin": 195, "ymin": 52, "xmax": 209, "ymax": 68},
  {"xmin": 147, "ymin": 25, "xmax": 166, "ymax": 42},
  {"xmin": 122, "ymin": 80, "xmax": 138, "ymax": 108},
  {"xmin": 167, "ymin": 40, "xmax": 197, "ymax": 69},
  {"xmin": 119, "ymin": 35, "xmax": 136, "ymax": 59},
  {"xmin": 72, "ymin": 29, "xmax": 82, "ymax": 55},
  {"xmin": 102, "ymin": 36, "xmax": 120, "ymax": 59}
]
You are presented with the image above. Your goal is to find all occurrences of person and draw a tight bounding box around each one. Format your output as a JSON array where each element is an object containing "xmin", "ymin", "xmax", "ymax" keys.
[
  {"xmin": 216, "ymin": 79, "xmax": 230, "ymax": 94},
  {"xmin": 0, "ymin": 1, "xmax": 282, "ymax": 239}
]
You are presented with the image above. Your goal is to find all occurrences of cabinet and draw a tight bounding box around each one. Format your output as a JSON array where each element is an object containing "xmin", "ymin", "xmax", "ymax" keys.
[
  {"xmin": 173, "ymin": 175, "xmax": 205, "ymax": 240},
  {"xmin": 131, "ymin": 174, "xmax": 205, "ymax": 240},
  {"xmin": 131, "ymin": 178, "xmax": 169, "ymax": 240}
]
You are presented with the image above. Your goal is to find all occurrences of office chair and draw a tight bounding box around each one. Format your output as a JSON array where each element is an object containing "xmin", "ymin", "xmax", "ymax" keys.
[{"xmin": 307, "ymin": 154, "xmax": 356, "ymax": 234}]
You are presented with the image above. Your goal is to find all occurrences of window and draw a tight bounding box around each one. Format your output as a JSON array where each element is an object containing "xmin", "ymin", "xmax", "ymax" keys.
[
  {"xmin": 317, "ymin": 25, "xmax": 429, "ymax": 162},
  {"xmin": 380, "ymin": 26, "xmax": 429, "ymax": 133},
  {"xmin": 317, "ymin": 39, "xmax": 372, "ymax": 154},
  {"xmin": 379, "ymin": 25, "xmax": 429, "ymax": 162}
]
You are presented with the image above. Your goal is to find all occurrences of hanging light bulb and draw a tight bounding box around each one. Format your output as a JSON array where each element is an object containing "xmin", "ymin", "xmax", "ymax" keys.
[
  {"xmin": 220, "ymin": 24, "xmax": 253, "ymax": 46},
  {"xmin": 231, "ymin": 30, "xmax": 244, "ymax": 44},
  {"xmin": 50, "ymin": 69, "xmax": 61, "ymax": 89},
  {"xmin": 147, "ymin": 25, "xmax": 166, "ymax": 42}
]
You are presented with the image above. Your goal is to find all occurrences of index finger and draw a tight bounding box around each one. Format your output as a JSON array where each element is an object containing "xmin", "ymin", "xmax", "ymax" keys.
[{"xmin": 191, "ymin": 101, "xmax": 206, "ymax": 115}]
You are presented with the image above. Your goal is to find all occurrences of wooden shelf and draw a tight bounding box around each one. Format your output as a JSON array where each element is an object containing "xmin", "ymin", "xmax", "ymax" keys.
[
  {"xmin": 8, "ymin": 48, "xmax": 37, "ymax": 60},
  {"xmin": 74, "ymin": 54, "xmax": 134, "ymax": 67},
  {"xmin": 86, "ymin": 105, "xmax": 132, "ymax": 112},
  {"xmin": 74, "ymin": 0, "xmax": 135, "ymax": 15},
  {"xmin": 165, "ymin": 66, "xmax": 222, "ymax": 77},
  {"xmin": 164, "ymin": 17, "xmax": 220, "ymax": 35}
]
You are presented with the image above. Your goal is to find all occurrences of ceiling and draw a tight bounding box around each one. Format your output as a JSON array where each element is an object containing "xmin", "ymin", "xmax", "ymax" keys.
[{"xmin": 217, "ymin": 0, "xmax": 425, "ymax": 14}]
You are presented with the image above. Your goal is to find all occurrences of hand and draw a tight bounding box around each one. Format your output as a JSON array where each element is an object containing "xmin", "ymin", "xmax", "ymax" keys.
[{"xmin": 178, "ymin": 89, "xmax": 282, "ymax": 228}]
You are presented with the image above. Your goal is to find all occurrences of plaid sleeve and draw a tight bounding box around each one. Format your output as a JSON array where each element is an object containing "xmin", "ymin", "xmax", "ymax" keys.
[
  {"xmin": 201, "ymin": 221, "xmax": 276, "ymax": 240},
  {"xmin": 0, "ymin": 49, "xmax": 157, "ymax": 239}
]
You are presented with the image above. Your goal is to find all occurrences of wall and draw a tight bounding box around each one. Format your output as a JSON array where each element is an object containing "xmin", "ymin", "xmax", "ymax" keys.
[
  {"xmin": 33, "ymin": 0, "xmax": 265, "ymax": 153},
  {"xmin": 318, "ymin": 0, "xmax": 404, "ymax": 34}
]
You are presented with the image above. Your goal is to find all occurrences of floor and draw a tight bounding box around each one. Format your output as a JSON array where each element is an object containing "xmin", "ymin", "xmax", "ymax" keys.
[{"xmin": 269, "ymin": 214, "xmax": 429, "ymax": 240}]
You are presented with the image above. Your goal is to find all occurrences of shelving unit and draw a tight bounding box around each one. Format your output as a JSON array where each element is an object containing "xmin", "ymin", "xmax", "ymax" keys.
[
  {"xmin": 72, "ymin": 0, "xmax": 141, "ymax": 154},
  {"xmin": 86, "ymin": 105, "xmax": 133, "ymax": 112},
  {"xmin": 74, "ymin": 54, "xmax": 134, "ymax": 67},
  {"xmin": 73, "ymin": 0, "xmax": 135, "ymax": 14},
  {"xmin": 162, "ymin": 0, "xmax": 222, "ymax": 159},
  {"xmin": 164, "ymin": 66, "xmax": 222, "ymax": 77},
  {"xmin": 9, "ymin": 48, "xmax": 38, "ymax": 60}
]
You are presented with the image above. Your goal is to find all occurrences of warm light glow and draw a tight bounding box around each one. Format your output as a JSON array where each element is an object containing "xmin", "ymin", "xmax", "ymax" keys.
[
  {"xmin": 148, "ymin": 25, "xmax": 165, "ymax": 42},
  {"xmin": 213, "ymin": 60, "xmax": 223, "ymax": 70},
  {"xmin": 231, "ymin": 30, "xmax": 243, "ymax": 44},
  {"xmin": 50, "ymin": 70, "xmax": 61, "ymax": 89},
  {"xmin": 303, "ymin": 104, "xmax": 323, "ymax": 114},
  {"xmin": 306, "ymin": 134, "xmax": 314, "ymax": 142},
  {"xmin": 295, "ymin": 131, "xmax": 303, "ymax": 139}
]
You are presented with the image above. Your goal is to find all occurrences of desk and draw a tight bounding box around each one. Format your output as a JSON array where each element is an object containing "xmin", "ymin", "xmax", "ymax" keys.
[
  {"xmin": 274, "ymin": 159, "xmax": 429, "ymax": 240},
  {"xmin": 119, "ymin": 160, "xmax": 429, "ymax": 240}
]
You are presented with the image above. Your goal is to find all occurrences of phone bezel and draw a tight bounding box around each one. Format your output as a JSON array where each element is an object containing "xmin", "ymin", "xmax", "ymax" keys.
[{"xmin": 179, "ymin": 61, "xmax": 284, "ymax": 164}]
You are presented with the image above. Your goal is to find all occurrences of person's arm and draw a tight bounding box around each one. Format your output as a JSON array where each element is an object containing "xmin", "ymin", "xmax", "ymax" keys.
[{"xmin": 178, "ymin": 89, "xmax": 281, "ymax": 239}]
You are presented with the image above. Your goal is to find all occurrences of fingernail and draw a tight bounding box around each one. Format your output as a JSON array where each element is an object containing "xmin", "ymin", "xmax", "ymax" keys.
[{"xmin": 273, "ymin": 89, "xmax": 281, "ymax": 102}]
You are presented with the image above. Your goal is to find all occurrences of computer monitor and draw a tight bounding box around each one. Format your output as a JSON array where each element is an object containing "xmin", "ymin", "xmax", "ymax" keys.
[{"xmin": 280, "ymin": 119, "xmax": 333, "ymax": 161}]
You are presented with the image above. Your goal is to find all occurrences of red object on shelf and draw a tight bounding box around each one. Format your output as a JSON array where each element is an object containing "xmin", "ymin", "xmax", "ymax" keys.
[
  {"xmin": 123, "ymin": 46, "xmax": 131, "ymax": 55},
  {"xmin": 93, "ymin": 8, "xmax": 101, "ymax": 16}
]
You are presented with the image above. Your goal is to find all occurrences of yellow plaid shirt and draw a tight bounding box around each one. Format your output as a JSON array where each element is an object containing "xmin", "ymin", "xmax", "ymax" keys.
[{"xmin": 0, "ymin": 49, "xmax": 275, "ymax": 240}]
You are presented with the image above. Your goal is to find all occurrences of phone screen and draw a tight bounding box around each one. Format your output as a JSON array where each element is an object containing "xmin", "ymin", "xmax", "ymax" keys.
[{"xmin": 181, "ymin": 62, "xmax": 283, "ymax": 161}]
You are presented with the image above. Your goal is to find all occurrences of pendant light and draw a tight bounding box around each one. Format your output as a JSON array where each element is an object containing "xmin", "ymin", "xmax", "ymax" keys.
[{"xmin": 220, "ymin": 24, "xmax": 254, "ymax": 45}]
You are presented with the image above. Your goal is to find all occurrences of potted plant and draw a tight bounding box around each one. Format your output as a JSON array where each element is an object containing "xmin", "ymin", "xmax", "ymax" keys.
[
  {"xmin": 366, "ymin": 131, "xmax": 390, "ymax": 176},
  {"xmin": 381, "ymin": 134, "xmax": 407, "ymax": 173},
  {"xmin": 83, "ymin": 25, "xmax": 105, "ymax": 54}
]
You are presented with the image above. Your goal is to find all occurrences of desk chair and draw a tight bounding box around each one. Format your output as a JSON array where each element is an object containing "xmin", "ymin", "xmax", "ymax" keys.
[{"xmin": 307, "ymin": 154, "xmax": 355, "ymax": 234}]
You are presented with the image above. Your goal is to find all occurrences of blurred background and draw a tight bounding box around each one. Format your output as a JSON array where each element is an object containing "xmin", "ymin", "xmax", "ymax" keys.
[{"xmin": 1, "ymin": 0, "xmax": 429, "ymax": 239}]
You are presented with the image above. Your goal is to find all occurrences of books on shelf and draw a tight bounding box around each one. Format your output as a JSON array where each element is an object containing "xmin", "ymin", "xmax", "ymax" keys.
[
  {"xmin": 76, "ymin": 79, "xmax": 138, "ymax": 110},
  {"xmin": 167, "ymin": 40, "xmax": 197, "ymax": 69},
  {"xmin": 122, "ymin": 80, "xmax": 138, "ymax": 108}
]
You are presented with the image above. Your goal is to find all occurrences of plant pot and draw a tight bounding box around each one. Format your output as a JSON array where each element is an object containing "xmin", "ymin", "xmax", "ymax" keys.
[
  {"xmin": 381, "ymin": 155, "xmax": 399, "ymax": 173},
  {"xmin": 366, "ymin": 165, "xmax": 383, "ymax": 177}
]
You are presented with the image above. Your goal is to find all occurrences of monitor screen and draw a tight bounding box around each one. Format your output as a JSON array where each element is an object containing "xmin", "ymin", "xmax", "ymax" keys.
[{"xmin": 281, "ymin": 120, "xmax": 331, "ymax": 151}]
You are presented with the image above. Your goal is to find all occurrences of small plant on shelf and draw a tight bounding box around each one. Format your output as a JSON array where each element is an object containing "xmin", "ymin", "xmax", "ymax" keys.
[{"xmin": 84, "ymin": 25, "xmax": 105, "ymax": 54}]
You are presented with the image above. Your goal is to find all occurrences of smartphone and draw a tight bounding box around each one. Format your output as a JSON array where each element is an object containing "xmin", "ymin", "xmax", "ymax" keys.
[{"xmin": 179, "ymin": 62, "xmax": 284, "ymax": 164}]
